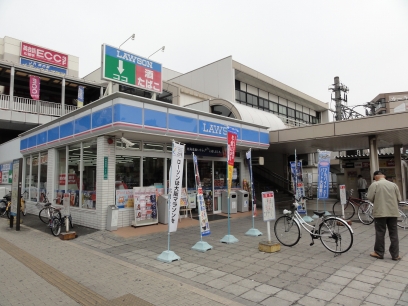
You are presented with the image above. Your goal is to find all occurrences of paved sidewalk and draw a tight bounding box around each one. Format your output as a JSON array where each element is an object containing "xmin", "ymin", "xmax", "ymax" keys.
[{"xmin": 1, "ymin": 199, "xmax": 408, "ymax": 305}]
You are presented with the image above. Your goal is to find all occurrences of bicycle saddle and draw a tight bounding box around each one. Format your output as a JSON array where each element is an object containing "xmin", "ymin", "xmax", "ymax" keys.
[{"xmin": 313, "ymin": 211, "xmax": 326, "ymax": 217}]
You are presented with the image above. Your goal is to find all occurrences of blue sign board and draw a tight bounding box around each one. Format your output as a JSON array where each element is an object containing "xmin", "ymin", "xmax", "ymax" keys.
[
  {"xmin": 78, "ymin": 86, "xmax": 84, "ymax": 103},
  {"xmin": 20, "ymin": 58, "xmax": 67, "ymax": 75},
  {"xmin": 317, "ymin": 151, "xmax": 331, "ymax": 199},
  {"xmin": 77, "ymin": 86, "xmax": 84, "ymax": 107}
]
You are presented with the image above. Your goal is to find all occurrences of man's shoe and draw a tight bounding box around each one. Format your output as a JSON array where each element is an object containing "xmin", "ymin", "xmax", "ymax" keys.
[
  {"xmin": 392, "ymin": 256, "xmax": 401, "ymax": 261},
  {"xmin": 370, "ymin": 252, "xmax": 384, "ymax": 259}
]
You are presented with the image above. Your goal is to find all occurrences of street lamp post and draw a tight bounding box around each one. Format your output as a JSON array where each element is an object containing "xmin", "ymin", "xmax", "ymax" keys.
[
  {"xmin": 148, "ymin": 46, "xmax": 165, "ymax": 58},
  {"xmin": 119, "ymin": 34, "xmax": 135, "ymax": 49}
]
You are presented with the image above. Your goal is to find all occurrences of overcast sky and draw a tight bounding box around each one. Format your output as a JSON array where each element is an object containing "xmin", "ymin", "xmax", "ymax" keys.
[{"xmin": 1, "ymin": 0, "xmax": 407, "ymax": 117}]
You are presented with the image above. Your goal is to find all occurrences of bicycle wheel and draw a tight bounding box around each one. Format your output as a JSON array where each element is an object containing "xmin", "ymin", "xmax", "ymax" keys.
[
  {"xmin": 0, "ymin": 200, "xmax": 7, "ymax": 217},
  {"xmin": 332, "ymin": 200, "xmax": 355, "ymax": 220},
  {"xmin": 319, "ymin": 217, "xmax": 353, "ymax": 253},
  {"xmin": 39, "ymin": 208, "xmax": 50, "ymax": 224},
  {"xmin": 50, "ymin": 217, "xmax": 61, "ymax": 236},
  {"xmin": 52, "ymin": 210, "xmax": 62, "ymax": 221},
  {"xmin": 274, "ymin": 215, "xmax": 301, "ymax": 247},
  {"xmin": 357, "ymin": 202, "xmax": 374, "ymax": 225},
  {"xmin": 397, "ymin": 209, "xmax": 408, "ymax": 229}
]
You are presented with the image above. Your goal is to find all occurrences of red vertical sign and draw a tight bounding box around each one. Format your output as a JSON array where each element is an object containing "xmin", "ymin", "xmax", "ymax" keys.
[
  {"xmin": 227, "ymin": 127, "xmax": 238, "ymax": 195},
  {"xmin": 29, "ymin": 75, "xmax": 40, "ymax": 100}
]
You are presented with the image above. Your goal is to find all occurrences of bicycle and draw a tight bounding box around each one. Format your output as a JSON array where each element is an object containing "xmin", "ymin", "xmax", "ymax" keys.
[
  {"xmin": 332, "ymin": 189, "xmax": 366, "ymax": 220},
  {"xmin": 357, "ymin": 200, "xmax": 408, "ymax": 229},
  {"xmin": 274, "ymin": 196, "xmax": 354, "ymax": 254},
  {"xmin": 38, "ymin": 194, "xmax": 62, "ymax": 224},
  {"xmin": 304, "ymin": 184, "xmax": 314, "ymax": 200},
  {"xmin": 0, "ymin": 191, "xmax": 28, "ymax": 219},
  {"xmin": 49, "ymin": 211, "xmax": 74, "ymax": 236}
]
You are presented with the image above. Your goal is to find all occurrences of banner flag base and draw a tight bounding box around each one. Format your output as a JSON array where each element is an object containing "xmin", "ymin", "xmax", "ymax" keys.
[
  {"xmin": 312, "ymin": 214, "xmax": 319, "ymax": 219},
  {"xmin": 245, "ymin": 228, "xmax": 262, "ymax": 236},
  {"xmin": 220, "ymin": 234, "xmax": 239, "ymax": 244},
  {"xmin": 157, "ymin": 250, "xmax": 180, "ymax": 263},
  {"xmin": 324, "ymin": 211, "xmax": 331, "ymax": 216},
  {"xmin": 192, "ymin": 241, "xmax": 213, "ymax": 252},
  {"xmin": 302, "ymin": 216, "xmax": 314, "ymax": 223}
]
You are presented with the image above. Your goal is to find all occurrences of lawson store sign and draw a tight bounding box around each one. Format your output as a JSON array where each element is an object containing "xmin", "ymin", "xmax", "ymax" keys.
[{"xmin": 20, "ymin": 97, "xmax": 269, "ymax": 152}]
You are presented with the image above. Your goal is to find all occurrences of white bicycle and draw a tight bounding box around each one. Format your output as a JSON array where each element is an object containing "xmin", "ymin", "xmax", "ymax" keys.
[
  {"xmin": 274, "ymin": 196, "xmax": 354, "ymax": 254},
  {"xmin": 358, "ymin": 200, "xmax": 408, "ymax": 229}
]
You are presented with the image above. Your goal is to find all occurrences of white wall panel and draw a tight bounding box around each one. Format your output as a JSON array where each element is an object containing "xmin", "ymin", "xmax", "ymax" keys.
[
  {"xmin": 259, "ymin": 89, "xmax": 268, "ymax": 99},
  {"xmin": 247, "ymin": 84, "xmax": 258, "ymax": 96},
  {"xmin": 203, "ymin": 63, "xmax": 219, "ymax": 96},
  {"xmin": 216, "ymin": 57, "xmax": 234, "ymax": 101},
  {"xmin": 180, "ymin": 93, "xmax": 201, "ymax": 107},
  {"xmin": 0, "ymin": 138, "xmax": 21, "ymax": 164},
  {"xmin": 269, "ymin": 93, "xmax": 278, "ymax": 102},
  {"xmin": 279, "ymin": 98, "xmax": 287, "ymax": 106},
  {"xmin": 287, "ymin": 100, "xmax": 295, "ymax": 109}
]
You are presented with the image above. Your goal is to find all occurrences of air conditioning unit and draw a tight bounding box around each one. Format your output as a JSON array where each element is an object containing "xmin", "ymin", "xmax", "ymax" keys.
[{"xmin": 252, "ymin": 157, "xmax": 264, "ymax": 165}]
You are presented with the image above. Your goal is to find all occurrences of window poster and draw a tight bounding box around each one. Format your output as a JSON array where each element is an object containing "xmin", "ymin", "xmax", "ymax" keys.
[{"xmin": 116, "ymin": 189, "xmax": 134, "ymax": 209}]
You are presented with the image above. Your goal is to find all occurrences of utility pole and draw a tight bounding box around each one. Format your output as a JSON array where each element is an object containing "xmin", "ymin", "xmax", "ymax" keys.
[{"xmin": 329, "ymin": 76, "xmax": 349, "ymax": 121}]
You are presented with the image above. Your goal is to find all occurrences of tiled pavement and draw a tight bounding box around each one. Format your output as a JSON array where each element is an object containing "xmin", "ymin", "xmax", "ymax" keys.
[{"xmin": 1, "ymin": 199, "xmax": 408, "ymax": 305}]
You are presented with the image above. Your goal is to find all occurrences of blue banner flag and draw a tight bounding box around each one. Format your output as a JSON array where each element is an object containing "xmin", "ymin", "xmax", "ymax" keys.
[{"xmin": 317, "ymin": 151, "xmax": 331, "ymax": 199}]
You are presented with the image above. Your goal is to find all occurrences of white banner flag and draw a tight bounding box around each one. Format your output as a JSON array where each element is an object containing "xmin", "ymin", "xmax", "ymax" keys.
[{"xmin": 168, "ymin": 142, "xmax": 185, "ymax": 233}]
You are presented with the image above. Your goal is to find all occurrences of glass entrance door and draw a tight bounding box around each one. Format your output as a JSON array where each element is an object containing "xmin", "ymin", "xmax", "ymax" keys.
[{"xmin": 197, "ymin": 160, "xmax": 213, "ymax": 214}]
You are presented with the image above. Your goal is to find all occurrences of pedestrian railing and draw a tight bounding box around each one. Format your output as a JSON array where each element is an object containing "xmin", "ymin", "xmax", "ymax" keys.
[{"xmin": 0, "ymin": 94, "xmax": 77, "ymax": 117}]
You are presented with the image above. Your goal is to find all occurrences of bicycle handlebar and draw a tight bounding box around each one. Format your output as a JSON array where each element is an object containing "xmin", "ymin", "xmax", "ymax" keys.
[{"xmin": 292, "ymin": 195, "xmax": 313, "ymax": 202}]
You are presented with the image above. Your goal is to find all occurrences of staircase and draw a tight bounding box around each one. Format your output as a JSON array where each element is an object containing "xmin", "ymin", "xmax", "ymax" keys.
[{"xmin": 252, "ymin": 165, "xmax": 293, "ymax": 207}]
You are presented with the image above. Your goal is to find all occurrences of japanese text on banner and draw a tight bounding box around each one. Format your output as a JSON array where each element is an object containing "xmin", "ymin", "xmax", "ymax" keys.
[
  {"xmin": 317, "ymin": 151, "xmax": 331, "ymax": 199},
  {"xmin": 168, "ymin": 142, "xmax": 185, "ymax": 233},
  {"xmin": 193, "ymin": 154, "xmax": 210, "ymax": 236},
  {"xmin": 227, "ymin": 127, "xmax": 238, "ymax": 195}
]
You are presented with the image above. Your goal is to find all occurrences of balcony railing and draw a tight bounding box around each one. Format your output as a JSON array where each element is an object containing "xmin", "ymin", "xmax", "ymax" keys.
[
  {"xmin": 0, "ymin": 94, "xmax": 77, "ymax": 117},
  {"xmin": 277, "ymin": 115, "xmax": 310, "ymax": 128}
]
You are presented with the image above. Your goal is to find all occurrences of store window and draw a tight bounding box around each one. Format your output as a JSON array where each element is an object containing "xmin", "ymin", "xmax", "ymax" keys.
[
  {"xmin": 303, "ymin": 113, "xmax": 310, "ymax": 122},
  {"xmin": 54, "ymin": 140, "xmax": 97, "ymax": 209},
  {"xmin": 143, "ymin": 157, "xmax": 164, "ymax": 187},
  {"xmin": 116, "ymin": 156, "xmax": 141, "ymax": 190},
  {"xmin": 31, "ymin": 155, "xmax": 39, "ymax": 202},
  {"xmin": 269, "ymin": 102, "xmax": 278, "ymax": 113},
  {"xmin": 288, "ymin": 108, "xmax": 295, "ymax": 118},
  {"xmin": 279, "ymin": 105, "xmax": 287, "ymax": 116},
  {"xmin": 214, "ymin": 161, "xmax": 241, "ymax": 189},
  {"xmin": 82, "ymin": 140, "xmax": 97, "ymax": 209},
  {"xmin": 56, "ymin": 147, "xmax": 67, "ymax": 204},
  {"xmin": 67, "ymin": 144, "xmax": 80, "ymax": 207},
  {"xmin": 39, "ymin": 152, "xmax": 48, "ymax": 202},
  {"xmin": 116, "ymin": 139, "xmax": 140, "ymax": 150},
  {"xmin": 143, "ymin": 143, "xmax": 164, "ymax": 152}
]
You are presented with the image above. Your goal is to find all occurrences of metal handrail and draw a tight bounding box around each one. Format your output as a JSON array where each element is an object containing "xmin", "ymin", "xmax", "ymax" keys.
[
  {"xmin": 277, "ymin": 115, "xmax": 310, "ymax": 128},
  {"xmin": 0, "ymin": 94, "xmax": 78, "ymax": 116}
]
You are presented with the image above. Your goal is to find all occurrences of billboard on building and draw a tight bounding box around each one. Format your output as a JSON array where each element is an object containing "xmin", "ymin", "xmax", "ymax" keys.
[
  {"xmin": 20, "ymin": 42, "xmax": 68, "ymax": 68},
  {"xmin": 102, "ymin": 44, "xmax": 162, "ymax": 93}
]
